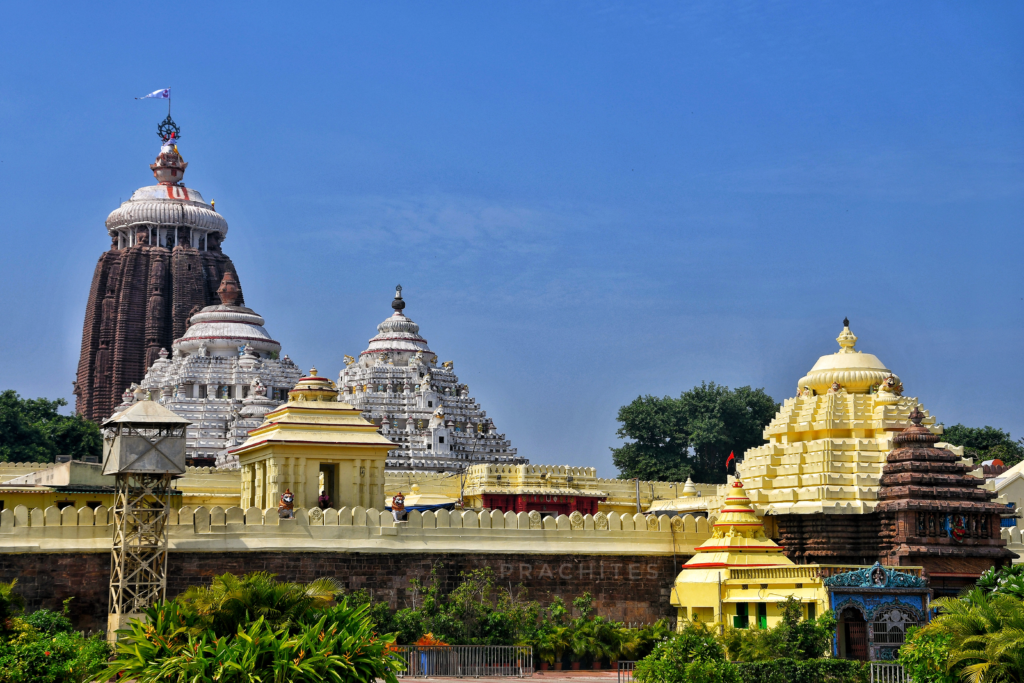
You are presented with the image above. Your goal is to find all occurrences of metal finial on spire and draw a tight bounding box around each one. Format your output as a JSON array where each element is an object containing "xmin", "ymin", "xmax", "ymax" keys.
[
  {"xmin": 157, "ymin": 115, "xmax": 181, "ymax": 143},
  {"xmin": 844, "ymin": 317, "xmax": 850, "ymax": 327},
  {"xmin": 392, "ymin": 285, "xmax": 406, "ymax": 313}
]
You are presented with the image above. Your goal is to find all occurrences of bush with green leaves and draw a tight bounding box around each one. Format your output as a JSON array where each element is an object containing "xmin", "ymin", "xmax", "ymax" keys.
[
  {"xmin": 0, "ymin": 581, "xmax": 109, "ymax": 683},
  {"xmin": 732, "ymin": 658, "xmax": 865, "ymax": 683},
  {"xmin": 897, "ymin": 628, "xmax": 956, "ymax": 683},
  {"xmin": 103, "ymin": 572, "xmax": 404, "ymax": 683},
  {"xmin": 720, "ymin": 596, "xmax": 835, "ymax": 662},
  {"xmin": 975, "ymin": 563, "xmax": 1024, "ymax": 600},
  {"xmin": 634, "ymin": 621, "xmax": 740, "ymax": 683}
]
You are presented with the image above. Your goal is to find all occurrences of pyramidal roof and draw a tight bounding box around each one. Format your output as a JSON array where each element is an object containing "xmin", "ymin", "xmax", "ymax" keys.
[{"xmin": 677, "ymin": 481, "xmax": 793, "ymax": 573}]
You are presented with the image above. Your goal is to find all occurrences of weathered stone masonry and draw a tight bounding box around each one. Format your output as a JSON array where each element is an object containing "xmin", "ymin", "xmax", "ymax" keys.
[{"xmin": 0, "ymin": 552, "xmax": 683, "ymax": 632}]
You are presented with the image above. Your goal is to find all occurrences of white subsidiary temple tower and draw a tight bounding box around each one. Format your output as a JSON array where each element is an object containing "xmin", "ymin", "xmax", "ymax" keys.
[
  {"xmin": 338, "ymin": 286, "xmax": 525, "ymax": 473},
  {"xmin": 122, "ymin": 271, "xmax": 302, "ymax": 467}
]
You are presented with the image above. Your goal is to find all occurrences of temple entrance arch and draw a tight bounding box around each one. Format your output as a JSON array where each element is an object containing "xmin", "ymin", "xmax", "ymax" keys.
[{"xmin": 838, "ymin": 605, "xmax": 868, "ymax": 661}]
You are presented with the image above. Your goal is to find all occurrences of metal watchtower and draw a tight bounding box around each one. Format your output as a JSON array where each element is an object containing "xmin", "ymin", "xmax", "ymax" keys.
[{"xmin": 101, "ymin": 399, "xmax": 189, "ymax": 640}]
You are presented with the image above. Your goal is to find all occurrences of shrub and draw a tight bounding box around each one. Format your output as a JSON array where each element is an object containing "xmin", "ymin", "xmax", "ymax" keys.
[
  {"xmin": 634, "ymin": 622, "xmax": 740, "ymax": 683},
  {"xmin": 22, "ymin": 599, "xmax": 74, "ymax": 636},
  {"xmin": 733, "ymin": 658, "xmax": 865, "ymax": 683},
  {"xmin": 103, "ymin": 613, "xmax": 402, "ymax": 683},
  {"xmin": 720, "ymin": 597, "xmax": 835, "ymax": 662},
  {"xmin": 896, "ymin": 627, "xmax": 956, "ymax": 683},
  {"xmin": 103, "ymin": 572, "xmax": 405, "ymax": 683}
]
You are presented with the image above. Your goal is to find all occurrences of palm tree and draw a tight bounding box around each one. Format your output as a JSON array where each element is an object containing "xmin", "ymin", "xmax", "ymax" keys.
[
  {"xmin": 928, "ymin": 588, "xmax": 1024, "ymax": 683},
  {"xmin": 178, "ymin": 572, "xmax": 343, "ymax": 635}
]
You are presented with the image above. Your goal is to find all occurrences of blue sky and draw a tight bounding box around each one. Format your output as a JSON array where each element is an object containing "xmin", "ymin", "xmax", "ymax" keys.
[{"xmin": 1, "ymin": 2, "xmax": 1021, "ymax": 476}]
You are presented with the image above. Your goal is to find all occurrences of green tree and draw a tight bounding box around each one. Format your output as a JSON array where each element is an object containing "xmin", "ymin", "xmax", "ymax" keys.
[
  {"xmin": 940, "ymin": 424, "xmax": 1024, "ymax": 469},
  {"xmin": 0, "ymin": 391, "xmax": 101, "ymax": 463},
  {"xmin": 920, "ymin": 587, "xmax": 1024, "ymax": 683},
  {"xmin": 612, "ymin": 382, "xmax": 778, "ymax": 483}
]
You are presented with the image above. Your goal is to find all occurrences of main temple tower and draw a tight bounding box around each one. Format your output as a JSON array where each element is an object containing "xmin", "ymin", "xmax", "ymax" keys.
[{"xmin": 75, "ymin": 118, "xmax": 245, "ymax": 422}]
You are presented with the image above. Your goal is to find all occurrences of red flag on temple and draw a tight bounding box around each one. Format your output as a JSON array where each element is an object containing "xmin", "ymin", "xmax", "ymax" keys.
[{"xmin": 725, "ymin": 451, "xmax": 735, "ymax": 472}]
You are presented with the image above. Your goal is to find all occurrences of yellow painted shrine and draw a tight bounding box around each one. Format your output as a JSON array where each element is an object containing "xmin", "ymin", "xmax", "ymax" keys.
[
  {"xmin": 232, "ymin": 369, "xmax": 394, "ymax": 511},
  {"xmin": 671, "ymin": 481, "xmax": 826, "ymax": 628}
]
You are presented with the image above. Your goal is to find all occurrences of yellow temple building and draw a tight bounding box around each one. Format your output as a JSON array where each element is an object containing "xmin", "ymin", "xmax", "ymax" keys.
[
  {"xmin": 231, "ymin": 369, "xmax": 394, "ymax": 511},
  {"xmin": 671, "ymin": 480, "xmax": 826, "ymax": 628},
  {"xmin": 735, "ymin": 320, "xmax": 960, "ymax": 563}
]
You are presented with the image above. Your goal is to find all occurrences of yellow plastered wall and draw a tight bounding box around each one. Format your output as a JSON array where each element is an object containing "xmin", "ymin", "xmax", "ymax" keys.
[{"xmin": 0, "ymin": 505, "xmax": 713, "ymax": 556}]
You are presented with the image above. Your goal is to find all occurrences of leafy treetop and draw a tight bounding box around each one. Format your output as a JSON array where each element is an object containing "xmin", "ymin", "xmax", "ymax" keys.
[
  {"xmin": 0, "ymin": 390, "xmax": 101, "ymax": 463},
  {"xmin": 612, "ymin": 382, "xmax": 778, "ymax": 483},
  {"xmin": 939, "ymin": 423, "xmax": 1024, "ymax": 469}
]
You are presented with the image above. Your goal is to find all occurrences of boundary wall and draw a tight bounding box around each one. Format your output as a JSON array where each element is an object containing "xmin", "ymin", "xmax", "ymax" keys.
[{"xmin": 0, "ymin": 504, "xmax": 712, "ymax": 555}]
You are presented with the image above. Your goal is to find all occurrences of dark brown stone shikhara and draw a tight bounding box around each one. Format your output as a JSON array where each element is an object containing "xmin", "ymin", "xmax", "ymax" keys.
[
  {"xmin": 876, "ymin": 407, "xmax": 1015, "ymax": 581},
  {"xmin": 74, "ymin": 140, "xmax": 244, "ymax": 422}
]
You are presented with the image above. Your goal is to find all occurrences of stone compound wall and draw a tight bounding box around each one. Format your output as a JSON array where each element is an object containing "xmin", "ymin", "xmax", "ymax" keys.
[
  {"xmin": 0, "ymin": 503, "xmax": 697, "ymax": 631},
  {"xmin": 0, "ymin": 503, "xmax": 712, "ymax": 554},
  {"xmin": 0, "ymin": 551, "xmax": 680, "ymax": 633}
]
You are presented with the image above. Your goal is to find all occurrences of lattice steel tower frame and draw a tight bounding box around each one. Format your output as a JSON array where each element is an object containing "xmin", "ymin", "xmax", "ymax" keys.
[{"xmin": 102, "ymin": 400, "xmax": 189, "ymax": 640}]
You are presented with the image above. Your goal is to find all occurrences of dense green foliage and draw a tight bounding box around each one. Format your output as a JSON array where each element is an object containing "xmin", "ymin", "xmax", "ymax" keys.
[
  {"xmin": 351, "ymin": 565, "xmax": 539, "ymax": 646},
  {"xmin": 733, "ymin": 659, "xmax": 866, "ymax": 683},
  {"xmin": 103, "ymin": 572, "xmax": 403, "ymax": 683},
  {"xmin": 633, "ymin": 622, "xmax": 740, "ymax": 683},
  {"xmin": 0, "ymin": 581, "xmax": 109, "ymax": 683},
  {"xmin": 720, "ymin": 597, "xmax": 836, "ymax": 662},
  {"xmin": 898, "ymin": 586, "xmax": 1024, "ymax": 683},
  {"xmin": 612, "ymin": 382, "xmax": 779, "ymax": 483},
  {"xmin": 0, "ymin": 391, "xmax": 101, "ymax": 463},
  {"xmin": 976, "ymin": 564, "xmax": 1024, "ymax": 600},
  {"xmin": 897, "ymin": 628, "xmax": 957, "ymax": 683},
  {"xmin": 351, "ymin": 564, "xmax": 671, "ymax": 666},
  {"xmin": 940, "ymin": 423, "xmax": 1024, "ymax": 468}
]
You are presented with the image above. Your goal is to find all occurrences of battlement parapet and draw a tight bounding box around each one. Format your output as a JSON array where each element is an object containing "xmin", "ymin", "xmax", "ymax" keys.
[{"xmin": 0, "ymin": 503, "xmax": 711, "ymax": 555}]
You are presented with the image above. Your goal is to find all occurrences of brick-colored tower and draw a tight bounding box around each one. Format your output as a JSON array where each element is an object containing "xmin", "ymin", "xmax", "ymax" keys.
[
  {"xmin": 877, "ymin": 407, "xmax": 1016, "ymax": 594},
  {"xmin": 75, "ymin": 118, "xmax": 244, "ymax": 422}
]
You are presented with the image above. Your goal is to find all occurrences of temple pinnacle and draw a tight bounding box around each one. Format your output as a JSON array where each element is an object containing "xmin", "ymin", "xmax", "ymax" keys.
[
  {"xmin": 844, "ymin": 317, "xmax": 849, "ymax": 327},
  {"xmin": 392, "ymin": 285, "xmax": 406, "ymax": 313}
]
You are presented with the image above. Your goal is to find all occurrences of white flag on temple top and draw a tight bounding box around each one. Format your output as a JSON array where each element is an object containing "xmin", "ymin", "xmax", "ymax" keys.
[{"xmin": 136, "ymin": 88, "xmax": 170, "ymax": 100}]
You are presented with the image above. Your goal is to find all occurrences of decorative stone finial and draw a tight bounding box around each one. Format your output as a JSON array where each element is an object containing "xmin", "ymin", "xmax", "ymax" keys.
[
  {"xmin": 392, "ymin": 285, "xmax": 406, "ymax": 313},
  {"xmin": 216, "ymin": 272, "xmax": 241, "ymax": 306},
  {"xmin": 837, "ymin": 320, "xmax": 858, "ymax": 353},
  {"xmin": 309, "ymin": 367, "xmax": 318, "ymax": 377},
  {"xmin": 909, "ymin": 406, "xmax": 924, "ymax": 426},
  {"xmin": 150, "ymin": 118, "xmax": 188, "ymax": 185}
]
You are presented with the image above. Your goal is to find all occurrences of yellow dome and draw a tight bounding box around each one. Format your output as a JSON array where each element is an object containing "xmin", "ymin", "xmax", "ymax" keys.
[
  {"xmin": 795, "ymin": 320, "xmax": 898, "ymax": 395},
  {"xmin": 288, "ymin": 367, "xmax": 339, "ymax": 402},
  {"xmin": 736, "ymin": 321, "xmax": 950, "ymax": 516}
]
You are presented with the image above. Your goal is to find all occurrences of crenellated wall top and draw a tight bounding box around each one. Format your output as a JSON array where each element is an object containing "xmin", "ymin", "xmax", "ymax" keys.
[{"xmin": 0, "ymin": 503, "xmax": 713, "ymax": 556}]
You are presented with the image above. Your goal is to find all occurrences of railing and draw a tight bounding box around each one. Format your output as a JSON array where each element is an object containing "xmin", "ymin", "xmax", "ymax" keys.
[
  {"xmin": 618, "ymin": 660, "xmax": 636, "ymax": 683},
  {"xmin": 392, "ymin": 645, "xmax": 533, "ymax": 678},
  {"xmin": 869, "ymin": 662, "xmax": 911, "ymax": 683},
  {"xmin": 730, "ymin": 565, "xmax": 926, "ymax": 582}
]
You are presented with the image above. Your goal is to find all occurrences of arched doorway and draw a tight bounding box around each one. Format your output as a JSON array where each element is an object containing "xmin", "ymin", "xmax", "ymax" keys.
[{"xmin": 838, "ymin": 606, "xmax": 868, "ymax": 661}]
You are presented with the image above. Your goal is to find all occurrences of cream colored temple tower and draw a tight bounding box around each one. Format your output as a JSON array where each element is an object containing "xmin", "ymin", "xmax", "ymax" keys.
[
  {"xmin": 735, "ymin": 320, "xmax": 952, "ymax": 564},
  {"xmin": 231, "ymin": 370, "xmax": 394, "ymax": 511}
]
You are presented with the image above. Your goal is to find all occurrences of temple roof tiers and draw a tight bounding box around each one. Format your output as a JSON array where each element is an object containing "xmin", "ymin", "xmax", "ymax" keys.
[
  {"xmin": 126, "ymin": 271, "xmax": 302, "ymax": 466},
  {"xmin": 338, "ymin": 287, "xmax": 525, "ymax": 473},
  {"xmin": 736, "ymin": 320, "xmax": 952, "ymax": 517}
]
